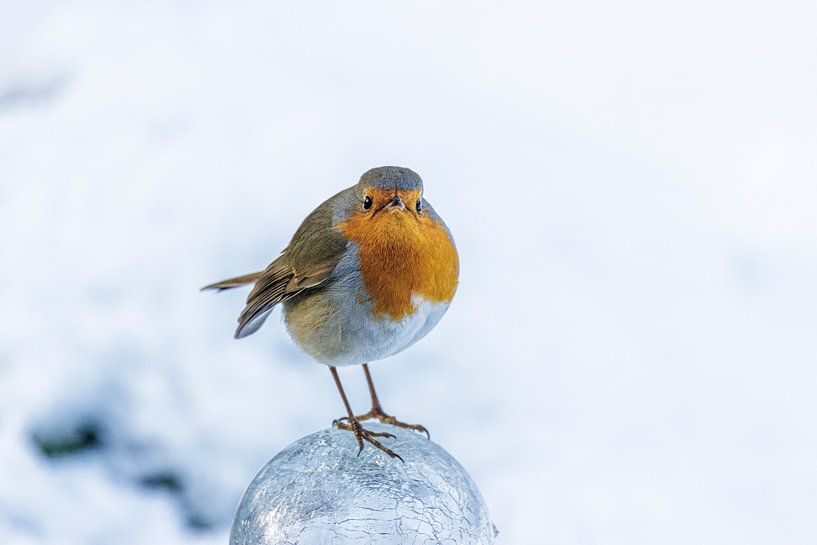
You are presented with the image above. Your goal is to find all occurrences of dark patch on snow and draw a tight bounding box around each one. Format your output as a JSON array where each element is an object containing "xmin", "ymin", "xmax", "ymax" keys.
[
  {"xmin": 185, "ymin": 512, "xmax": 216, "ymax": 532},
  {"xmin": 0, "ymin": 74, "xmax": 69, "ymax": 111},
  {"xmin": 138, "ymin": 470, "xmax": 220, "ymax": 531},
  {"xmin": 139, "ymin": 471, "xmax": 184, "ymax": 493},
  {"xmin": 31, "ymin": 421, "xmax": 103, "ymax": 458}
]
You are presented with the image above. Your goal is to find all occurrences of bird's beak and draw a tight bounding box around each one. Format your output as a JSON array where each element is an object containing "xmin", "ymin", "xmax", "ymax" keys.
[{"xmin": 382, "ymin": 195, "xmax": 406, "ymax": 211}]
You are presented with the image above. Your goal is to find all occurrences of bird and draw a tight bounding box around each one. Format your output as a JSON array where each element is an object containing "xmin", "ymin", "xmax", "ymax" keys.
[{"xmin": 202, "ymin": 166, "xmax": 459, "ymax": 460}]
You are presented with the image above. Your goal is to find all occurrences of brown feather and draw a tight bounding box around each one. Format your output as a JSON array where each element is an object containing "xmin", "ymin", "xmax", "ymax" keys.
[
  {"xmin": 200, "ymin": 272, "xmax": 263, "ymax": 291},
  {"xmin": 204, "ymin": 187, "xmax": 353, "ymax": 339}
]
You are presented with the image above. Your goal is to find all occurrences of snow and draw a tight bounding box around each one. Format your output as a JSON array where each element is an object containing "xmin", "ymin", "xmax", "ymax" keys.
[{"xmin": 1, "ymin": 1, "xmax": 816, "ymax": 544}]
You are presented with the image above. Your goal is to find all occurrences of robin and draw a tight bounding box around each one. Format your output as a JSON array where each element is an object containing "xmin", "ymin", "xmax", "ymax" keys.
[{"xmin": 203, "ymin": 167, "xmax": 459, "ymax": 460}]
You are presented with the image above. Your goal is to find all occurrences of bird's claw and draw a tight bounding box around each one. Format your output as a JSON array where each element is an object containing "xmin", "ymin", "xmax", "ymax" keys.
[
  {"xmin": 348, "ymin": 407, "xmax": 430, "ymax": 439},
  {"xmin": 334, "ymin": 417, "xmax": 403, "ymax": 462}
]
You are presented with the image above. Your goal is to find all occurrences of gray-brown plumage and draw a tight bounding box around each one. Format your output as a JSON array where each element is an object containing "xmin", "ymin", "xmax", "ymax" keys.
[
  {"xmin": 202, "ymin": 189, "xmax": 350, "ymax": 339},
  {"xmin": 202, "ymin": 167, "xmax": 458, "ymax": 460}
]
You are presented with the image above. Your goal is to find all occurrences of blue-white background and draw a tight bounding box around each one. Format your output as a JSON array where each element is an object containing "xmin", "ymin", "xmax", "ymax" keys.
[{"xmin": 2, "ymin": 2, "xmax": 816, "ymax": 543}]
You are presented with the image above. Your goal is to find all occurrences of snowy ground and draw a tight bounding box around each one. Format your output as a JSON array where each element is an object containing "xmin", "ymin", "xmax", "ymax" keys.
[{"xmin": 2, "ymin": 2, "xmax": 817, "ymax": 544}]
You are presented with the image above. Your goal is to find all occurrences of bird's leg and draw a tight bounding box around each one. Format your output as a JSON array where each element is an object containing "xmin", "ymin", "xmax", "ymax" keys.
[
  {"xmin": 355, "ymin": 363, "xmax": 430, "ymax": 439},
  {"xmin": 329, "ymin": 367, "xmax": 402, "ymax": 461}
]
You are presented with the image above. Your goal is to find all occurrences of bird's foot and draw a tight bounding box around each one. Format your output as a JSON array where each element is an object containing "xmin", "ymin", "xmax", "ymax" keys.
[
  {"xmin": 340, "ymin": 407, "xmax": 430, "ymax": 439},
  {"xmin": 332, "ymin": 417, "xmax": 403, "ymax": 462}
]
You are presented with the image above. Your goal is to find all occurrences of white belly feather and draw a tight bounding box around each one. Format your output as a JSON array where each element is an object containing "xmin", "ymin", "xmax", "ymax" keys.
[{"xmin": 319, "ymin": 293, "xmax": 449, "ymax": 367}]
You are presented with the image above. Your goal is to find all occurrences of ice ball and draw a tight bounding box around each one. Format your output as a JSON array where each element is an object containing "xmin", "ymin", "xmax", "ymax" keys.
[{"xmin": 230, "ymin": 423, "xmax": 496, "ymax": 544}]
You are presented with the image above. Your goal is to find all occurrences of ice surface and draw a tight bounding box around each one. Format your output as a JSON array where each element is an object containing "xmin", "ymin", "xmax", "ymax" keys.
[{"xmin": 230, "ymin": 424, "xmax": 495, "ymax": 545}]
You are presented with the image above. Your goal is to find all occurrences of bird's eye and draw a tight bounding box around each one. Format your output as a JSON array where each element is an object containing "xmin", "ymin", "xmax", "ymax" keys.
[
  {"xmin": 363, "ymin": 196, "xmax": 373, "ymax": 210},
  {"xmin": 415, "ymin": 199, "xmax": 423, "ymax": 213}
]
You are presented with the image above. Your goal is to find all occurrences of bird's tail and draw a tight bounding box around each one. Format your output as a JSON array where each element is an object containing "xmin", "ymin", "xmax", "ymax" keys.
[{"xmin": 200, "ymin": 272, "xmax": 263, "ymax": 292}]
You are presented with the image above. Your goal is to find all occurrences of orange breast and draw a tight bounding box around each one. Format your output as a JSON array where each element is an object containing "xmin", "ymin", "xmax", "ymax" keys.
[{"xmin": 337, "ymin": 195, "xmax": 459, "ymax": 321}]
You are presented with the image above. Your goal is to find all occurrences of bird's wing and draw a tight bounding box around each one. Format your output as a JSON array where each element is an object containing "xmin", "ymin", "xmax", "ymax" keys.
[
  {"xmin": 235, "ymin": 194, "xmax": 349, "ymax": 338},
  {"xmin": 201, "ymin": 271, "xmax": 264, "ymax": 291}
]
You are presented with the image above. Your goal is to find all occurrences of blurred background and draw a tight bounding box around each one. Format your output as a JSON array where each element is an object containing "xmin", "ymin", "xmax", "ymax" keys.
[{"xmin": 2, "ymin": 1, "xmax": 816, "ymax": 544}]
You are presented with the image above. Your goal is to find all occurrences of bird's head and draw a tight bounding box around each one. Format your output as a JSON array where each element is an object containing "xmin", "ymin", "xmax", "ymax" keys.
[{"xmin": 354, "ymin": 166, "xmax": 425, "ymax": 219}]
